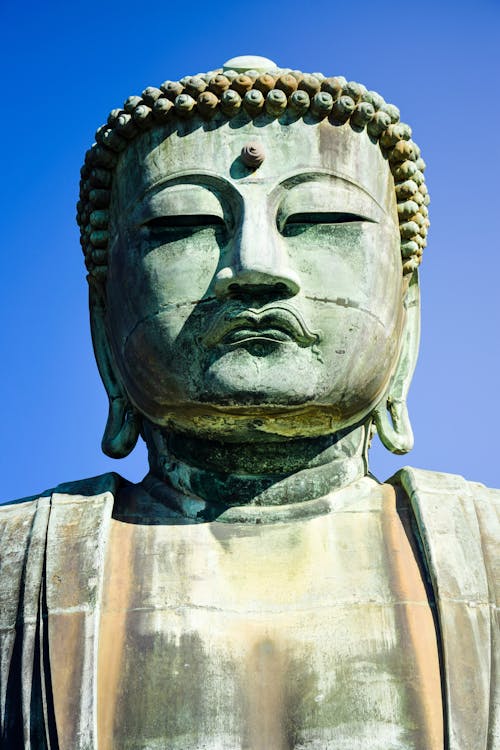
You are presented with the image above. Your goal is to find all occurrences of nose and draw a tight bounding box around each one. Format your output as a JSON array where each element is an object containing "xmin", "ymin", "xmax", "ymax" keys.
[{"xmin": 214, "ymin": 206, "xmax": 300, "ymax": 299}]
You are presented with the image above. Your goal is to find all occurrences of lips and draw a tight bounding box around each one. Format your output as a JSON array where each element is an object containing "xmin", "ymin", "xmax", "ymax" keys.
[
  {"xmin": 202, "ymin": 303, "xmax": 321, "ymax": 349},
  {"xmin": 223, "ymin": 326, "xmax": 294, "ymax": 345}
]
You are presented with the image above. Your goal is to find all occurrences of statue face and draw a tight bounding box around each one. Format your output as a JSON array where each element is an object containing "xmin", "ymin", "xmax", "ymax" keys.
[{"xmin": 106, "ymin": 117, "xmax": 404, "ymax": 440}]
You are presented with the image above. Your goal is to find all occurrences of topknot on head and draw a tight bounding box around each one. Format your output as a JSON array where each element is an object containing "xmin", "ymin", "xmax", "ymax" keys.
[{"xmin": 222, "ymin": 55, "xmax": 279, "ymax": 74}]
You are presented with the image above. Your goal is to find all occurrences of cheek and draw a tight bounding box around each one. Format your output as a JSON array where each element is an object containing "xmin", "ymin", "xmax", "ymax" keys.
[
  {"xmin": 309, "ymin": 303, "xmax": 403, "ymax": 416},
  {"xmin": 290, "ymin": 221, "xmax": 403, "ymax": 413},
  {"xmin": 106, "ymin": 229, "xmax": 221, "ymax": 353},
  {"xmin": 116, "ymin": 308, "xmax": 205, "ymax": 416},
  {"xmin": 287, "ymin": 221, "xmax": 401, "ymax": 321}
]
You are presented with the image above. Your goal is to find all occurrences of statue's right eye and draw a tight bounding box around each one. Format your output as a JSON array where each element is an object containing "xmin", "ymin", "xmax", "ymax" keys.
[{"xmin": 145, "ymin": 215, "xmax": 225, "ymax": 230}]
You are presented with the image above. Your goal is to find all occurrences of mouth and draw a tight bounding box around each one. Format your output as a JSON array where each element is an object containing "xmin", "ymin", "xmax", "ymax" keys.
[
  {"xmin": 223, "ymin": 327, "xmax": 296, "ymax": 346},
  {"xmin": 202, "ymin": 303, "xmax": 322, "ymax": 349}
]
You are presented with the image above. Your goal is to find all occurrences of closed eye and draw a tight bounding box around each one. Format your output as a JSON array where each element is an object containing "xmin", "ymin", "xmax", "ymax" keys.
[
  {"xmin": 285, "ymin": 212, "xmax": 376, "ymax": 225},
  {"xmin": 141, "ymin": 214, "xmax": 227, "ymax": 246},
  {"xmin": 145, "ymin": 214, "xmax": 225, "ymax": 229}
]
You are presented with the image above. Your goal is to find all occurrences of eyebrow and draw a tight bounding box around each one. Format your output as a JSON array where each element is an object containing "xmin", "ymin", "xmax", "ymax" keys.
[
  {"xmin": 276, "ymin": 170, "xmax": 389, "ymax": 213},
  {"xmin": 121, "ymin": 170, "xmax": 237, "ymax": 216},
  {"xmin": 141, "ymin": 171, "xmax": 234, "ymax": 203}
]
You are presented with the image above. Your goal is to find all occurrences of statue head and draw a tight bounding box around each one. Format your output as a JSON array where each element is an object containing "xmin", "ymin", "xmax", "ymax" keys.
[{"xmin": 77, "ymin": 56, "xmax": 429, "ymax": 466}]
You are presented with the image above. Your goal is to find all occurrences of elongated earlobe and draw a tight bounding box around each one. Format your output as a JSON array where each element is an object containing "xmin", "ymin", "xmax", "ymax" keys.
[
  {"xmin": 373, "ymin": 397, "xmax": 413, "ymax": 454},
  {"xmin": 88, "ymin": 277, "xmax": 141, "ymax": 458},
  {"xmin": 102, "ymin": 396, "xmax": 141, "ymax": 458},
  {"xmin": 373, "ymin": 270, "xmax": 420, "ymax": 455}
]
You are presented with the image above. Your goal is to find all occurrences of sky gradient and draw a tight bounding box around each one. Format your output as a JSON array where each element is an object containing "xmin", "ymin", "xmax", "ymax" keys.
[{"xmin": 1, "ymin": 0, "xmax": 499, "ymax": 501}]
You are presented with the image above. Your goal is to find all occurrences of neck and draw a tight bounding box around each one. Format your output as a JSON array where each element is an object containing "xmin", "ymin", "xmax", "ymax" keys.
[{"xmin": 143, "ymin": 422, "xmax": 369, "ymax": 511}]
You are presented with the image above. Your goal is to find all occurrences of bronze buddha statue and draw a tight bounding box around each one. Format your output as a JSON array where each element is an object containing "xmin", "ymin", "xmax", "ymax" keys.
[{"xmin": 1, "ymin": 56, "xmax": 497, "ymax": 750}]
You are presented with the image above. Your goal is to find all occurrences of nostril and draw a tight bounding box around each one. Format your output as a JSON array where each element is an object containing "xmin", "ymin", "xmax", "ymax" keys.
[{"xmin": 215, "ymin": 271, "xmax": 300, "ymax": 300}]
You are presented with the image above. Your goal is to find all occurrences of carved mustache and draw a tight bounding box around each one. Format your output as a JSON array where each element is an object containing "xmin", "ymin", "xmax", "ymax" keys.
[{"xmin": 202, "ymin": 303, "xmax": 322, "ymax": 348}]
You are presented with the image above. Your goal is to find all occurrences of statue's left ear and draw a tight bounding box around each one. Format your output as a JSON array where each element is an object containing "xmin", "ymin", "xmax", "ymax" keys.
[
  {"xmin": 373, "ymin": 270, "xmax": 420, "ymax": 455},
  {"xmin": 88, "ymin": 277, "xmax": 141, "ymax": 458}
]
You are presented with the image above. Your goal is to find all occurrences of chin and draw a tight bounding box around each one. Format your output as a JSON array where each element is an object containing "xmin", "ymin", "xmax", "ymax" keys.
[
  {"xmin": 155, "ymin": 378, "xmax": 380, "ymax": 442},
  {"xmin": 201, "ymin": 344, "xmax": 322, "ymax": 404},
  {"xmin": 160, "ymin": 397, "xmax": 369, "ymax": 443}
]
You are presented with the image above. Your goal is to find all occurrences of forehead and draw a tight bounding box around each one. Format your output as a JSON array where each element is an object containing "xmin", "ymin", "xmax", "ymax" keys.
[{"xmin": 113, "ymin": 116, "xmax": 395, "ymax": 212}]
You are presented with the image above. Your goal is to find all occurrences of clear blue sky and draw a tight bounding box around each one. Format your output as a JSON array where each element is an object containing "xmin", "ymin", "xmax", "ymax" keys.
[{"xmin": 1, "ymin": 0, "xmax": 499, "ymax": 501}]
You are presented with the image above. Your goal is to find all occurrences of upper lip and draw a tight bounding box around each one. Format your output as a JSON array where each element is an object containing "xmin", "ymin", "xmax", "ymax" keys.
[{"xmin": 202, "ymin": 303, "xmax": 321, "ymax": 348}]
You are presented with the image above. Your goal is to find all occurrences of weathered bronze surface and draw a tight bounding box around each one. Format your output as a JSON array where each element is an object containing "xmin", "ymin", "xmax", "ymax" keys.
[{"xmin": 1, "ymin": 55, "xmax": 498, "ymax": 749}]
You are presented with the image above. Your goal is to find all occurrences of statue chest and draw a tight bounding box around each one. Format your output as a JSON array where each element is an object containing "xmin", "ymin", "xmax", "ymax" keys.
[{"xmin": 97, "ymin": 483, "xmax": 443, "ymax": 749}]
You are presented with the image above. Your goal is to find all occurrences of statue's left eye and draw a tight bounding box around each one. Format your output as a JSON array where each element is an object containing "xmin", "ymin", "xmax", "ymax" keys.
[
  {"xmin": 285, "ymin": 212, "xmax": 374, "ymax": 225},
  {"xmin": 145, "ymin": 215, "xmax": 225, "ymax": 230}
]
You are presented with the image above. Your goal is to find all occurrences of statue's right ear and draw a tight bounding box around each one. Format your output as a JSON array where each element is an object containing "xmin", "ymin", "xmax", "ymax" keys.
[{"xmin": 88, "ymin": 277, "xmax": 141, "ymax": 458}]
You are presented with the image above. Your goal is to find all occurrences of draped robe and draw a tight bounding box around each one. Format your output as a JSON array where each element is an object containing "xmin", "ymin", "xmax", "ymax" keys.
[{"xmin": 1, "ymin": 468, "xmax": 498, "ymax": 750}]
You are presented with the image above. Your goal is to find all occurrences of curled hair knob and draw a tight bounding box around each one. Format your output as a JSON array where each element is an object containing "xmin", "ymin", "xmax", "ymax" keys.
[
  {"xmin": 331, "ymin": 95, "xmax": 355, "ymax": 123},
  {"xmin": 254, "ymin": 74, "xmax": 276, "ymax": 94},
  {"xmin": 364, "ymin": 90, "xmax": 385, "ymax": 110},
  {"xmin": 381, "ymin": 103, "xmax": 400, "ymax": 123},
  {"xmin": 289, "ymin": 89, "xmax": 310, "ymax": 113},
  {"xmin": 174, "ymin": 94, "xmax": 196, "ymax": 117},
  {"xmin": 243, "ymin": 89, "xmax": 265, "ymax": 116},
  {"xmin": 265, "ymin": 88, "xmax": 287, "ymax": 117},
  {"xmin": 311, "ymin": 91, "xmax": 333, "ymax": 118},
  {"xmin": 152, "ymin": 97, "xmax": 174, "ymax": 121},
  {"xmin": 350, "ymin": 102, "xmax": 375, "ymax": 128},
  {"xmin": 132, "ymin": 104, "xmax": 153, "ymax": 129},
  {"xmin": 276, "ymin": 74, "xmax": 298, "ymax": 96},
  {"xmin": 124, "ymin": 95, "xmax": 142, "ymax": 113},
  {"xmin": 115, "ymin": 113, "xmax": 138, "ymax": 139},
  {"xmin": 107, "ymin": 108, "xmax": 122, "ymax": 127},
  {"xmin": 208, "ymin": 74, "xmax": 231, "ymax": 96},
  {"xmin": 231, "ymin": 75, "xmax": 253, "ymax": 96},
  {"xmin": 343, "ymin": 81, "xmax": 365, "ymax": 103},
  {"xmin": 185, "ymin": 76, "xmax": 207, "ymax": 98},
  {"xmin": 220, "ymin": 89, "xmax": 242, "ymax": 116},
  {"xmin": 321, "ymin": 77, "xmax": 343, "ymax": 101},
  {"xmin": 197, "ymin": 91, "xmax": 219, "ymax": 118},
  {"xmin": 299, "ymin": 75, "xmax": 321, "ymax": 97},
  {"xmin": 380, "ymin": 123, "xmax": 412, "ymax": 148},
  {"xmin": 160, "ymin": 81, "xmax": 184, "ymax": 101},
  {"xmin": 142, "ymin": 87, "xmax": 163, "ymax": 106}
]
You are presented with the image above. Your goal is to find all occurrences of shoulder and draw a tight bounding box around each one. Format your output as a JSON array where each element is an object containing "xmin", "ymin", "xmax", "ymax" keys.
[
  {"xmin": 50, "ymin": 471, "xmax": 127, "ymax": 500},
  {"xmin": 0, "ymin": 473, "xmax": 128, "ymax": 607},
  {"xmin": 387, "ymin": 465, "xmax": 500, "ymax": 506},
  {"xmin": 388, "ymin": 465, "xmax": 498, "ymax": 600},
  {"xmin": 387, "ymin": 466, "xmax": 499, "ymax": 550},
  {"xmin": 0, "ymin": 472, "xmax": 127, "ymax": 518}
]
